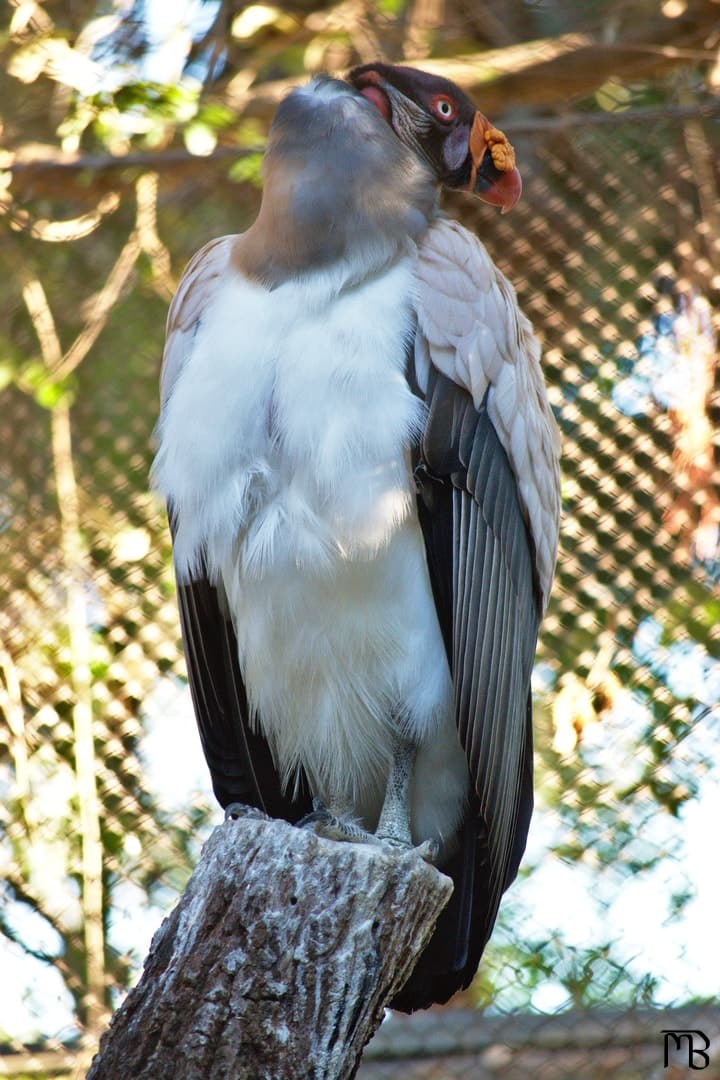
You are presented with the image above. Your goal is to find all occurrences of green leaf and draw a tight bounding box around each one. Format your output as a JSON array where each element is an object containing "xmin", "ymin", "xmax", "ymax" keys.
[
  {"xmin": 198, "ymin": 103, "xmax": 236, "ymax": 130},
  {"xmin": 0, "ymin": 362, "xmax": 15, "ymax": 392},
  {"xmin": 376, "ymin": 0, "xmax": 406, "ymax": 14},
  {"xmin": 228, "ymin": 152, "xmax": 264, "ymax": 186}
]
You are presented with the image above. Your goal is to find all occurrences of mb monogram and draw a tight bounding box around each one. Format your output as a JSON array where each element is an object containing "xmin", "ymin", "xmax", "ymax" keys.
[{"xmin": 662, "ymin": 1029, "xmax": 711, "ymax": 1070}]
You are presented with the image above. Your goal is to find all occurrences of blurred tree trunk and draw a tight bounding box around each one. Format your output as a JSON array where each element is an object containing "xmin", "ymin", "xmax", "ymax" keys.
[{"xmin": 21, "ymin": 277, "xmax": 108, "ymax": 1036}]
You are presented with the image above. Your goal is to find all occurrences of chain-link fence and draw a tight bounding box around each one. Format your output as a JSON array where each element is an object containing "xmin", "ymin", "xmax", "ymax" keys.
[
  {"xmin": 1, "ymin": 20, "xmax": 719, "ymax": 1077},
  {"xmin": 359, "ymin": 1005, "xmax": 720, "ymax": 1078}
]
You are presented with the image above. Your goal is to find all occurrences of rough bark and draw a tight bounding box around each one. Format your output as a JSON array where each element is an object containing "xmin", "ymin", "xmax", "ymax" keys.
[{"xmin": 86, "ymin": 806, "xmax": 453, "ymax": 1080}]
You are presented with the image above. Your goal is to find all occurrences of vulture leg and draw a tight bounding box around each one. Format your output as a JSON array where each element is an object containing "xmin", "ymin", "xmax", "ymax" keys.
[
  {"xmin": 376, "ymin": 734, "xmax": 438, "ymax": 863},
  {"xmin": 298, "ymin": 736, "xmax": 437, "ymax": 861},
  {"xmin": 375, "ymin": 734, "xmax": 414, "ymax": 847}
]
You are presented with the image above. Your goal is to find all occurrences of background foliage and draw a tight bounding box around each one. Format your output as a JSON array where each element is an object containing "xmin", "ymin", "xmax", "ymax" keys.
[{"xmin": 1, "ymin": 0, "xmax": 718, "ymax": 1075}]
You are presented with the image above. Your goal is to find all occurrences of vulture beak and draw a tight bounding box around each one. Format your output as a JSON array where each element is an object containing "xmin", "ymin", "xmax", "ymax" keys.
[{"xmin": 467, "ymin": 112, "xmax": 522, "ymax": 214}]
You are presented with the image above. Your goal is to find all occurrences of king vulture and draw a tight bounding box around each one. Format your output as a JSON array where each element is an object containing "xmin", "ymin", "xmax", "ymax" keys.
[{"xmin": 152, "ymin": 62, "xmax": 561, "ymax": 1011}]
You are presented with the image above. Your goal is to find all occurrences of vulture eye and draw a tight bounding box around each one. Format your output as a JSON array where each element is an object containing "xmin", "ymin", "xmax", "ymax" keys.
[{"xmin": 431, "ymin": 95, "xmax": 457, "ymax": 122}]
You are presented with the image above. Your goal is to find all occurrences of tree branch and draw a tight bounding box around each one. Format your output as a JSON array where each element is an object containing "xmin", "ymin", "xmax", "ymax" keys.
[
  {"xmin": 0, "ymin": 874, "xmax": 83, "ymax": 991},
  {"xmin": 5, "ymin": 99, "xmax": 719, "ymax": 198},
  {"xmin": 50, "ymin": 403, "xmax": 107, "ymax": 1035},
  {"xmin": 0, "ymin": 647, "xmax": 30, "ymax": 801},
  {"xmin": 87, "ymin": 807, "xmax": 453, "ymax": 1080},
  {"xmin": 21, "ymin": 279, "xmax": 109, "ymax": 1034},
  {"xmin": 54, "ymin": 231, "xmax": 141, "ymax": 381}
]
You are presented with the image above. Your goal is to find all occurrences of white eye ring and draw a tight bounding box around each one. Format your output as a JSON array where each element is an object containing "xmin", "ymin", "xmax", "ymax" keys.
[{"xmin": 436, "ymin": 98, "xmax": 454, "ymax": 119}]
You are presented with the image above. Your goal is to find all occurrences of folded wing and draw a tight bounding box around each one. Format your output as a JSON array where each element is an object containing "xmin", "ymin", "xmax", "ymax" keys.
[{"xmin": 394, "ymin": 219, "xmax": 560, "ymax": 1010}]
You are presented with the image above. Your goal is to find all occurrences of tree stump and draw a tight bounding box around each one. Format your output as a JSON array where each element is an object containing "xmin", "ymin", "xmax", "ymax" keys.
[{"xmin": 86, "ymin": 806, "xmax": 453, "ymax": 1080}]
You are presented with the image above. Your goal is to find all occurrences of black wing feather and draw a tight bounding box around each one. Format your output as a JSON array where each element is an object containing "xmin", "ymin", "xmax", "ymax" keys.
[
  {"xmin": 169, "ymin": 505, "xmax": 311, "ymax": 822},
  {"xmin": 393, "ymin": 366, "xmax": 540, "ymax": 1012}
]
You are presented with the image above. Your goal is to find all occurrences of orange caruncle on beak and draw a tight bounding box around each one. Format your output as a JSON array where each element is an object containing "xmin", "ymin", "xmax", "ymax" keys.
[{"xmin": 468, "ymin": 112, "xmax": 522, "ymax": 213}]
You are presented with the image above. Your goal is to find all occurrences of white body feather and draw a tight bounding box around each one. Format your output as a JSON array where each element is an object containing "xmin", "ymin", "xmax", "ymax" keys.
[{"xmin": 153, "ymin": 246, "xmax": 469, "ymax": 848}]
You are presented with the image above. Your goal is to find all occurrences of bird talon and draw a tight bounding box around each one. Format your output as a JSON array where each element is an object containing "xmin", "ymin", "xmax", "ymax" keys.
[
  {"xmin": 297, "ymin": 809, "xmax": 331, "ymax": 829},
  {"xmin": 416, "ymin": 839, "xmax": 439, "ymax": 864},
  {"xmin": 298, "ymin": 804, "xmax": 376, "ymax": 845},
  {"xmin": 375, "ymin": 833, "xmax": 438, "ymax": 864},
  {"xmin": 375, "ymin": 831, "xmax": 412, "ymax": 850}
]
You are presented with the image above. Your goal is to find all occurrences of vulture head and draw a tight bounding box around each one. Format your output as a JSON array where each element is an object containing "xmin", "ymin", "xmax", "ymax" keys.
[
  {"xmin": 239, "ymin": 64, "xmax": 520, "ymax": 287},
  {"xmin": 348, "ymin": 62, "xmax": 522, "ymax": 212}
]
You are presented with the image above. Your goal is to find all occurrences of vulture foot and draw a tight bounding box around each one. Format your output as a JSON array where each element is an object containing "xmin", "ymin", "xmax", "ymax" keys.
[
  {"xmin": 374, "ymin": 831, "xmax": 439, "ymax": 864},
  {"xmin": 298, "ymin": 798, "xmax": 374, "ymax": 845},
  {"xmin": 224, "ymin": 802, "xmax": 254, "ymax": 822},
  {"xmin": 300, "ymin": 799, "xmax": 438, "ymax": 862}
]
